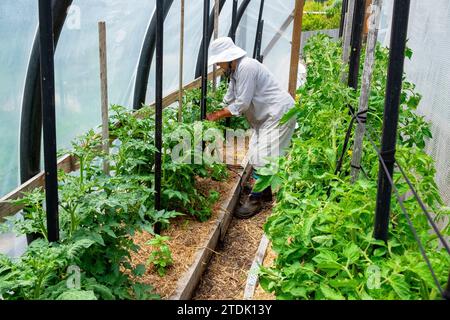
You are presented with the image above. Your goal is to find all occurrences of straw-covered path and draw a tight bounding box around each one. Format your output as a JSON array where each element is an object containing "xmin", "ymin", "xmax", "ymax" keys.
[{"xmin": 192, "ymin": 180, "xmax": 275, "ymax": 300}]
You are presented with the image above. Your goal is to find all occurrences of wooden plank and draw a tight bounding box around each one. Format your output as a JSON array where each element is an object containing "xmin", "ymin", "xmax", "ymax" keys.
[
  {"xmin": 152, "ymin": 69, "xmax": 224, "ymax": 109},
  {"xmin": 0, "ymin": 154, "xmax": 75, "ymax": 220},
  {"xmin": 288, "ymin": 0, "xmax": 305, "ymax": 97},
  {"xmin": 244, "ymin": 234, "xmax": 270, "ymax": 300},
  {"xmin": 169, "ymin": 159, "xmax": 250, "ymax": 300},
  {"xmin": 136, "ymin": 69, "xmax": 225, "ymax": 120}
]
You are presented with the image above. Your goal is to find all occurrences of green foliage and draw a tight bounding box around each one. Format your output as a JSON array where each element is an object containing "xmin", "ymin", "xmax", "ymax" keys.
[
  {"xmin": 303, "ymin": 0, "xmax": 342, "ymax": 31},
  {"xmin": 258, "ymin": 34, "xmax": 450, "ymax": 300},
  {"xmin": 168, "ymin": 80, "xmax": 251, "ymax": 131},
  {"xmin": 146, "ymin": 235, "xmax": 173, "ymax": 277},
  {"xmin": 0, "ymin": 79, "xmax": 246, "ymax": 300}
]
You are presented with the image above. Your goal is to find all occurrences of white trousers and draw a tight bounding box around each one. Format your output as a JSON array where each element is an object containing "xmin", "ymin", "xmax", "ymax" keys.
[{"xmin": 248, "ymin": 117, "xmax": 296, "ymax": 170}]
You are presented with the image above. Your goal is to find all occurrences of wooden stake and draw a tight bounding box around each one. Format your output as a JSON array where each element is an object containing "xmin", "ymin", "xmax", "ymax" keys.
[
  {"xmin": 363, "ymin": 0, "xmax": 374, "ymax": 41},
  {"xmin": 288, "ymin": 0, "xmax": 305, "ymax": 98},
  {"xmin": 341, "ymin": 0, "xmax": 355, "ymax": 82},
  {"xmin": 98, "ymin": 21, "xmax": 109, "ymax": 175},
  {"xmin": 351, "ymin": 0, "xmax": 383, "ymax": 183},
  {"xmin": 178, "ymin": 0, "xmax": 185, "ymax": 122}
]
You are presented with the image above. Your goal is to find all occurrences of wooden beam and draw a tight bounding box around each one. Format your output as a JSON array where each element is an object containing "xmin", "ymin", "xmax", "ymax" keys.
[
  {"xmin": 141, "ymin": 68, "xmax": 224, "ymax": 115},
  {"xmin": 262, "ymin": 10, "xmax": 294, "ymax": 59},
  {"xmin": 244, "ymin": 234, "xmax": 270, "ymax": 300},
  {"xmin": 288, "ymin": 0, "xmax": 305, "ymax": 98},
  {"xmin": 0, "ymin": 154, "xmax": 76, "ymax": 220}
]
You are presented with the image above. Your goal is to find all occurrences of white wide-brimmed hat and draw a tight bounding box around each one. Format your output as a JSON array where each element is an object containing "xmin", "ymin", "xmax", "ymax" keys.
[{"xmin": 208, "ymin": 37, "xmax": 247, "ymax": 66}]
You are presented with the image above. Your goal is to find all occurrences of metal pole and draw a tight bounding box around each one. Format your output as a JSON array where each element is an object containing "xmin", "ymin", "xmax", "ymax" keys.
[
  {"xmin": 254, "ymin": 20, "xmax": 264, "ymax": 62},
  {"xmin": 288, "ymin": 0, "xmax": 305, "ymax": 98},
  {"xmin": 374, "ymin": 0, "xmax": 411, "ymax": 242},
  {"xmin": 231, "ymin": 0, "xmax": 238, "ymax": 42},
  {"xmin": 227, "ymin": 0, "xmax": 251, "ymax": 40},
  {"xmin": 253, "ymin": 0, "xmax": 265, "ymax": 59},
  {"xmin": 178, "ymin": 0, "xmax": 185, "ymax": 122},
  {"xmin": 339, "ymin": 0, "xmax": 349, "ymax": 37},
  {"xmin": 200, "ymin": 0, "xmax": 210, "ymax": 121},
  {"xmin": 348, "ymin": 0, "xmax": 366, "ymax": 90},
  {"xmin": 351, "ymin": 0, "xmax": 382, "ymax": 183},
  {"xmin": 194, "ymin": 0, "xmax": 226, "ymax": 79},
  {"xmin": 38, "ymin": 0, "xmax": 59, "ymax": 242},
  {"xmin": 98, "ymin": 21, "xmax": 110, "ymax": 175},
  {"xmin": 155, "ymin": 0, "xmax": 163, "ymax": 213},
  {"xmin": 212, "ymin": 0, "xmax": 220, "ymax": 92},
  {"xmin": 133, "ymin": 0, "xmax": 174, "ymax": 110}
]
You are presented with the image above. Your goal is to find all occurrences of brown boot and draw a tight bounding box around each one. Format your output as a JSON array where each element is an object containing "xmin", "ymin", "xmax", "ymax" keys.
[
  {"xmin": 235, "ymin": 195, "xmax": 263, "ymax": 219},
  {"xmin": 262, "ymin": 187, "xmax": 273, "ymax": 202}
]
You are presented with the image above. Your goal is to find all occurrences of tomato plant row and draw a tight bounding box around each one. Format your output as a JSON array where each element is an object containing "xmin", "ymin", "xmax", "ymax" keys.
[
  {"xmin": 0, "ymin": 83, "xmax": 243, "ymax": 300},
  {"xmin": 258, "ymin": 34, "xmax": 450, "ymax": 300}
]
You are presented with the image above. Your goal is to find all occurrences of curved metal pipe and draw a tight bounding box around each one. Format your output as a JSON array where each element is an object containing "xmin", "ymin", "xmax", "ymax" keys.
[
  {"xmin": 20, "ymin": 0, "xmax": 73, "ymax": 185},
  {"xmin": 195, "ymin": 0, "xmax": 252, "ymax": 78},
  {"xmin": 194, "ymin": 0, "xmax": 227, "ymax": 79},
  {"xmin": 228, "ymin": 0, "xmax": 252, "ymax": 39},
  {"xmin": 133, "ymin": 0, "xmax": 174, "ymax": 110}
]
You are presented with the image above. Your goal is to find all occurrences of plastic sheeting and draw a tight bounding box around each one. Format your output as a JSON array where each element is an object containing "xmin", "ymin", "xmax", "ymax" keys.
[
  {"xmin": 0, "ymin": 1, "xmax": 38, "ymax": 197},
  {"xmin": 145, "ymin": 0, "xmax": 234, "ymax": 104},
  {"xmin": 236, "ymin": 0, "xmax": 296, "ymax": 90},
  {"xmin": 54, "ymin": 0, "xmax": 155, "ymax": 151},
  {"xmin": 379, "ymin": 0, "xmax": 450, "ymax": 205}
]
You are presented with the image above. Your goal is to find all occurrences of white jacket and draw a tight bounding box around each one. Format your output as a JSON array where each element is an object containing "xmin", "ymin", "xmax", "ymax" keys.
[
  {"xmin": 223, "ymin": 56, "xmax": 295, "ymax": 129},
  {"xmin": 223, "ymin": 56, "xmax": 297, "ymax": 169}
]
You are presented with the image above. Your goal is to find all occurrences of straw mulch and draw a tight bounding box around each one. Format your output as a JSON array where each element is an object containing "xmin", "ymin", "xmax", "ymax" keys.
[
  {"xmin": 129, "ymin": 170, "xmax": 240, "ymax": 299},
  {"xmin": 192, "ymin": 188, "xmax": 273, "ymax": 300}
]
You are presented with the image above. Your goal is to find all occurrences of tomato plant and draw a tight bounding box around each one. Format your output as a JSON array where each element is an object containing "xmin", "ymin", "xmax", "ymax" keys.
[
  {"xmin": 0, "ymin": 81, "xmax": 247, "ymax": 300},
  {"xmin": 258, "ymin": 34, "xmax": 450, "ymax": 300}
]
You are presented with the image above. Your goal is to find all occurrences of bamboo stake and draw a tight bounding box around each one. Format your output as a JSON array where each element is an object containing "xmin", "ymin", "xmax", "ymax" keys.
[
  {"xmin": 341, "ymin": 0, "xmax": 355, "ymax": 82},
  {"xmin": 212, "ymin": 0, "xmax": 220, "ymax": 92},
  {"xmin": 350, "ymin": 0, "xmax": 383, "ymax": 183},
  {"xmin": 288, "ymin": 0, "xmax": 305, "ymax": 98},
  {"xmin": 178, "ymin": 0, "xmax": 185, "ymax": 122},
  {"xmin": 98, "ymin": 21, "xmax": 109, "ymax": 174}
]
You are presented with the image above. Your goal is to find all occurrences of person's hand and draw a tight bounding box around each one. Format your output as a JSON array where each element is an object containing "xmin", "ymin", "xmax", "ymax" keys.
[
  {"xmin": 206, "ymin": 108, "xmax": 232, "ymax": 122},
  {"xmin": 206, "ymin": 113, "xmax": 217, "ymax": 121}
]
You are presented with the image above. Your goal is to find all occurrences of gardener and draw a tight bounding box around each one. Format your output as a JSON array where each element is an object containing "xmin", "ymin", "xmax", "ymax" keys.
[{"xmin": 206, "ymin": 37, "xmax": 296, "ymax": 219}]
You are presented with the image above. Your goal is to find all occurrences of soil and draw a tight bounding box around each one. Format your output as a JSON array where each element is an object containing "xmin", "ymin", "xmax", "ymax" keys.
[
  {"xmin": 129, "ymin": 169, "xmax": 240, "ymax": 299},
  {"xmin": 192, "ymin": 180, "xmax": 274, "ymax": 300}
]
